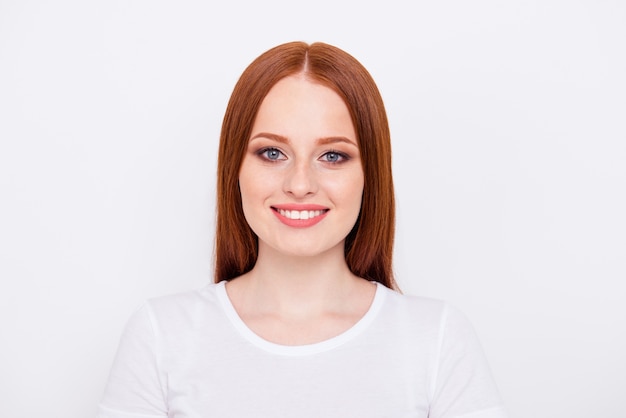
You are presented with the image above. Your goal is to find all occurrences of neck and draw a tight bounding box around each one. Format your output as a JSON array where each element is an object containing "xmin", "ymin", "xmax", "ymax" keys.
[{"xmin": 231, "ymin": 241, "xmax": 365, "ymax": 316}]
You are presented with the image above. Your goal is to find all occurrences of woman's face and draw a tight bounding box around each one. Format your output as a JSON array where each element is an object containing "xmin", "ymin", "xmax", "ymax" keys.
[{"xmin": 238, "ymin": 75, "xmax": 364, "ymax": 258}]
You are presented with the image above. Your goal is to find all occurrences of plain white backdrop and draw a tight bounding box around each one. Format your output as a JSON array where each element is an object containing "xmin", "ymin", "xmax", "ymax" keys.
[{"xmin": 1, "ymin": 1, "xmax": 624, "ymax": 417}]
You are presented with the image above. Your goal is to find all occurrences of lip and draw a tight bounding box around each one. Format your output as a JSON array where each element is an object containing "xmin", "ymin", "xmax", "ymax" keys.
[
  {"xmin": 272, "ymin": 204, "xmax": 329, "ymax": 211},
  {"xmin": 271, "ymin": 204, "xmax": 329, "ymax": 228}
]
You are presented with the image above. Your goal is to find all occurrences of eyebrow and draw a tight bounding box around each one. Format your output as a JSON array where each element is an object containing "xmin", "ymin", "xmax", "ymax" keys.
[
  {"xmin": 250, "ymin": 132, "xmax": 358, "ymax": 147},
  {"xmin": 250, "ymin": 132, "xmax": 289, "ymax": 144}
]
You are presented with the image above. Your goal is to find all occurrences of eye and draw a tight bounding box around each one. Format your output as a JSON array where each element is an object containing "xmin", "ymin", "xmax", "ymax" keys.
[
  {"xmin": 320, "ymin": 151, "xmax": 348, "ymax": 163},
  {"xmin": 258, "ymin": 147, "xmax": 286, "ymax": 161}
]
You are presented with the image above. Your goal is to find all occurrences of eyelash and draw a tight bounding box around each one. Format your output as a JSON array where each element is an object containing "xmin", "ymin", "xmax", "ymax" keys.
[
  {"xmin": 320, "ymin": 150, "xmax": 349, "ymax": 164},
  {"xmin": 257, "ymin": 147, "xmax": 286, "ymax": 161},
  {"xmin": 256, "ymin": 148, "xmax": 350, "ymax": 164}
]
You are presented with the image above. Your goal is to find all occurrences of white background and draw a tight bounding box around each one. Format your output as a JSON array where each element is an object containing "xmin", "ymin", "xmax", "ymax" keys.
[{"xmin": 1, "ymin": 1, "xmax": 624, "ymax": 417}]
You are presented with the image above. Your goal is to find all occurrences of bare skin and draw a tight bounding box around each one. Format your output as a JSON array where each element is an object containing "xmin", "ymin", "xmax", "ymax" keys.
[
  {"xmin": 225, "ymin": 244, "xmax": 376, "ymax": 346},
  {"xmin": 226, "ymin": 74, "xmax": 377, "ymax": 346}
]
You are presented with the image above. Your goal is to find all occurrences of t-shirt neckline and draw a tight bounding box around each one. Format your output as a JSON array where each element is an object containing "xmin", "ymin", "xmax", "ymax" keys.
[{"xmin": 215, "ymin": 280, "xmax": 386, "ymax": 356}]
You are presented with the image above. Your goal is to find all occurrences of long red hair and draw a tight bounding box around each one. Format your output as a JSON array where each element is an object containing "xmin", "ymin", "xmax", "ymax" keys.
[{"xmin": 215, "ymin": 41, "xmax": 397, "ymax": 289}]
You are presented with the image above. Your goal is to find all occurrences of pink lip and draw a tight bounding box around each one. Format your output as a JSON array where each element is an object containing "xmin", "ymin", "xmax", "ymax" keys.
[
  {"xmin": 272, "ymin": 204, "xmax": 328, "ymax": 211},
  {"xmin": 271, "ymin": 204, "xmax": 329, "ymax": 228}
]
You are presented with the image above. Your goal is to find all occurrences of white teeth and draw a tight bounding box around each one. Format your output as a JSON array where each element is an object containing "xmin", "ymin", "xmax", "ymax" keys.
[{"xmin": 278, "ymin": 209, "xmax": 325, "ymax": 220}]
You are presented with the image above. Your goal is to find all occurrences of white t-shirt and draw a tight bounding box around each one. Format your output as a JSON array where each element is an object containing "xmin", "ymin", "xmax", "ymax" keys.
[{"xmin": 98, "ymin": 281, "xmax": 507, "ymax": 418}]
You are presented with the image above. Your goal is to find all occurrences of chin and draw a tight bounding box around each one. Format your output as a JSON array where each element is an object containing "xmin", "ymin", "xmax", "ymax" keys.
[{"xmin": 267, "ymin": 239, "xmax": 345, "ymax": 259}]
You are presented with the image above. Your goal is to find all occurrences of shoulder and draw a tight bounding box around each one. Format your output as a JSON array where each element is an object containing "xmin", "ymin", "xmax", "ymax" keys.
[
  {"xmin": 379, "ymin": 287, "xmax": 506, "ymax": 416},
  {"xmin": 145, "ymin": 282, "xmax": 222, "ymax": 313},
  {"xmin": 377, "ymin": 284, "xmax": 447, "ymax": 323},
  {"xmin": 376, "ymin": 284, "xmax": 479, "ymax": 342},
  {"xmin": 128, "ymin": 282, "xmax": 226, "ymax": 337}
]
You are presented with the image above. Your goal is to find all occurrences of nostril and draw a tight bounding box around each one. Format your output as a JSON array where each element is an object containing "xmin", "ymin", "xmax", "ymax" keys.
[{"xmin": 283, "ymin": 165, "xmax": 318, "ymax": 196}]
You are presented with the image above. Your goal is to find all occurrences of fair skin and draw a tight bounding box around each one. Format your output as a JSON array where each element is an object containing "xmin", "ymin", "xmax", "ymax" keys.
[{"xmin": 227, "ymin": 74, "xmax": 376, "ymax": 346}]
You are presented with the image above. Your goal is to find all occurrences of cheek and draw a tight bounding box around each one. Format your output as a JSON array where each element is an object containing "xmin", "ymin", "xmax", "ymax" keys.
[
  {"xmin": 238, "ymin": 173, "xmax": 262, "ymax": 234},
  {"xmin": 240, "ymin": 168, "xmax": 272, "ymax": 197},
  {"xmin": 325, "ymin": 171, "xmax": 365, "ymax": 208},
  {"xmin": 239, "ymin": 180, "xmax": 259, "ymax": 213},
  {"xmin": 351, "ymin": 174, "xmax": 366, "ymax": 214},
  {"xmin": 238, "ymin": 160, "xmax": 278, "ymax": 214},
  {"xmin": 238, "ymin": 160, "xmax": 258, "ymax": 210}
]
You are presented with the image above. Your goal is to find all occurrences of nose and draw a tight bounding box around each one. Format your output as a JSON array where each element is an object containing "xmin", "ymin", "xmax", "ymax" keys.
[{"xmin": 283, "ymin": 161, "xmax": 318, "ymax": 198}]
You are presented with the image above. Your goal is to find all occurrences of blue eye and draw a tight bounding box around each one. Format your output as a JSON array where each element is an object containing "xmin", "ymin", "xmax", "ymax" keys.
[
  {"xmin": 321, "ymin": 151, "xmax": 347, "ymax": 163},
  {"xmin": 259, "ymin": 147, "xmax": 285, "ymax": 161}
]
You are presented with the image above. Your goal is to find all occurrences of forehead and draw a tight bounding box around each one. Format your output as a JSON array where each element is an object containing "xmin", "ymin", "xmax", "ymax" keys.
[{"xmin": 251, "ymin": 75, "xmax": 357, "ymax": 142}]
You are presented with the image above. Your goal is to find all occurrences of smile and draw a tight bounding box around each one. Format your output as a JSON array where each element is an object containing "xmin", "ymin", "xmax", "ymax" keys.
[
  {"xmin": 271, "ymin": 206, "xmax": 329, "ymax": 228},
  {"xmin": 276, "ymin": 209, "xmax": 327, "ymax": 220}
]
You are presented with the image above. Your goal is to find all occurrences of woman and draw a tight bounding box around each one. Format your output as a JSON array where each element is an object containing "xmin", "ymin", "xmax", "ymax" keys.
[{"xmin": 99, "ymin": 42, "xmax": 507, "ymax": 418}]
